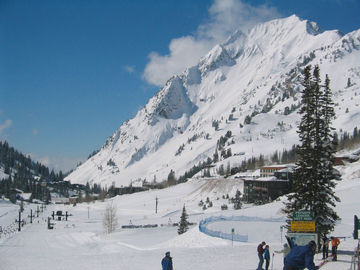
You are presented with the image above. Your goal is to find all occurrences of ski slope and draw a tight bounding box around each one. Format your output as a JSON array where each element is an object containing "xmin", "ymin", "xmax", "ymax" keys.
[{"xmin": 1, "ymin": 159, "xmax": 360, "ymax": 270}]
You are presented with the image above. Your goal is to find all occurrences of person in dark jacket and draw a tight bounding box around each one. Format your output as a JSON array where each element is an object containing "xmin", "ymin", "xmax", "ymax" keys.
[
  {"xmin": 257, "ymin": 241, "xmax": 266, "ymax": 270},
  {"xmin": 322, "ymin": 236, "xmax": 329, "ymax": 259},
  {"xmin": 283, "ymin": 240, "xmax": 319, "ymax": 270},
  {"xmin": 161, "ymin": 251, "xmax": 173, "ymax": 270}
]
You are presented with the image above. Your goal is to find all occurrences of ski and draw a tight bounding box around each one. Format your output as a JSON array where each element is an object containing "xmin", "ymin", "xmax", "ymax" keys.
[
  {"xmin": 318, "ymin": 255, "xmax": 333, "ymax": 269},
  {"xmin": 318, "ymin": 258, "xmax": 329, "ymax": 269}
]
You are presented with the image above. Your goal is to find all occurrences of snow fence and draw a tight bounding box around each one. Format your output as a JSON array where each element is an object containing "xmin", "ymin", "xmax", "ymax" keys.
[{"xmin": 199, "ymin": 215, "xmax": 284, "ymax": 242}]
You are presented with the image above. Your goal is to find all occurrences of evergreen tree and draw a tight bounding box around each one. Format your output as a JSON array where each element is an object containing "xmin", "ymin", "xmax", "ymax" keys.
[
  {"xmin": 226, "ymin": 162, "xmax": 231, "ymax": 176},
  {"xmin": 218, "ymin": 164, "xmax": 225, "ymax": 176},
  {"xmin": 178, "ymin": 205, "xmax": 189, "ymax": 235},
  {"xmin": 284, "ymin": 65, "xmax": 340, "ymax": 238},
  {"xmin": 213, "ymin": 150, "xmax": 219, "ymax": 163},
  {"xmin": 167, "ymin": 169, "xmax": 176, "ymax": 186},
  {"xmin": 233, "ymin": 190, "xmax": 242, "ymax": 210}
]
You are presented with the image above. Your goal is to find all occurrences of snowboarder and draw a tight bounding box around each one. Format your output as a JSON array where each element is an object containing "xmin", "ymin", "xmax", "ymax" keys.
[
  {"xmin": 161, "ymin": 251, "xmax": 173, "ymax": 270},
  {"xmin": 264, "ymin": 245, "xmax": 270, "ymax": 270},
  {"xmin": 257, "ymin": 241, "xmax": 266, "ymax": 270},
  {"xmin": 322, "ymin": 236, "xmax": 329, "ymax": 259},
  {"xmin": 283, "ymin": 240, "xmax": 319, "ymax": 270},
  {"xmin": 330, "ymin": 236, "xmax": 340, "ymax": 261}
]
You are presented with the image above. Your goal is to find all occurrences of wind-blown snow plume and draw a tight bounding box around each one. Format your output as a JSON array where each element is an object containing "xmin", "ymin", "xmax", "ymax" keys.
[{"xmin": 143, "ymin": 0, "xmax": 280, "ymax": 87}]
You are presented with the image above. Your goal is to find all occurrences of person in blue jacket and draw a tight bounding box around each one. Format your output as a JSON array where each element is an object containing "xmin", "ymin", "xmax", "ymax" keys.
[
  {"xmin": 264, "ymin": 245, "xmax": 271, "ymax": 270},
  {"xmin": 283, "ymin": 240, "xmax": 319, "ymax": 270},
  {"xmin": 161, "ymin": 251, "xmax": 173, "ymax": 270}
]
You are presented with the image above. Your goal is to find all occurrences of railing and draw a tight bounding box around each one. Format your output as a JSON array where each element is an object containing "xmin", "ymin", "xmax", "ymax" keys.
[{"xmin": 199, "ymin": 215, "xmax": 284, "ymax": 242}]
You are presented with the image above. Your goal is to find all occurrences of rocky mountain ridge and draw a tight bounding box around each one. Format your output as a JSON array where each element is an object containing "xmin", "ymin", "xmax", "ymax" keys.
[{"xmin": 65, "ymin": 15, "xmax": 360, "ymax": 188}]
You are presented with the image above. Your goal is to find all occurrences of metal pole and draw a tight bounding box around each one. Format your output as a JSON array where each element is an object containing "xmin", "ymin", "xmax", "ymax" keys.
[
  {"xmin": 231, "ymin": 228, "xmax": 234, "ymax": 247},
  {"xmin": 18, "ymin": 211, "xmax": 21, "ymax": 232},
  {"xmin": 155, "ymin": 196, "xmax": 158, "ymax": 214}
]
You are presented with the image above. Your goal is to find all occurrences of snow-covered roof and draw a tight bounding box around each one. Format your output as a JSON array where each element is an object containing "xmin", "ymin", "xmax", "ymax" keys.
[{"xmin": 52, "ymin": 197, "xmax": 70, "ymax": 204}]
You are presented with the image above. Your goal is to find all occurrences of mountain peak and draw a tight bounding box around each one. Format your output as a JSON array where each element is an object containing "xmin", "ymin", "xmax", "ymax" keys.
[
  {"xmin": 66, "ymin": 15, "xmax": 360, "ymax": 188},
  {"xmin": 150, "ymin": 76, "xmax": 197, "ymax": 121}
]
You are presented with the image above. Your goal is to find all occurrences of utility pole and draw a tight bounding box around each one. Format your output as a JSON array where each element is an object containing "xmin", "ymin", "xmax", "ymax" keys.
[
  {"xmin": 16, "ymin": 211, "xmax": 22, "ymax": 232},
  {"xmin": 65, "ymin": 211, "xmax": 70, "ymax": 221},
  {"xmin": 155, "ymin": 196, "xmax": 158, "ymax": 214},
  {"xmin": 28, "ymin": 209, "xmax": 35, "ymax": 224}
]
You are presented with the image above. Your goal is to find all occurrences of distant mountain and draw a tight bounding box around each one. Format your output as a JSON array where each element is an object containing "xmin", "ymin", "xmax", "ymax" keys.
[{"xmin": 65, "ymin": 15, "xmax": 360, "ymax": 188}]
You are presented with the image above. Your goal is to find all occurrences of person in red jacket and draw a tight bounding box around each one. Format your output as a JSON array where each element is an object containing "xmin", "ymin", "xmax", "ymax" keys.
[{"xmin": 257, "ymin": 241, "xmax": 266, "ymax": 270}]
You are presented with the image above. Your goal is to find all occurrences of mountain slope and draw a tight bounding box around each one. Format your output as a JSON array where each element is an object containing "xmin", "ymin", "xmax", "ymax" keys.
[{"xmin": 66, "ymin": 15, "xmax": 360, "ymax": 187}]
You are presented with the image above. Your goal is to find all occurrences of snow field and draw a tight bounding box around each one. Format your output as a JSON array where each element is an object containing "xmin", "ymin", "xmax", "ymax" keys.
[{"xmin": 1, "ymin": 160, "xmax": 360, "ymax": 269}]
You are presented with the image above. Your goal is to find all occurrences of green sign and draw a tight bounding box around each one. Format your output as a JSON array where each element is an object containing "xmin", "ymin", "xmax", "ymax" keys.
[
  {"xmin": 293, "ymin": 211, "xmax": 314, "ymax": 221},
  {"xmin": 232, "ymin": 228, "xmax": 235, "ymax": 233}
]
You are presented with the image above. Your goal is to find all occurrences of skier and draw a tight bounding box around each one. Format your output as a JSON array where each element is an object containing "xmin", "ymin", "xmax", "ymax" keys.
[
  {"xmin": 322, "ymin": 236, "xmax": 329, "ymax": 259},
  {"xmin": 283, "ymin": 240, "xmax": 319, "ymax": 270},
  {"xmin": 257, "ymin": 241, "xmax": 266, "ymax": 270},
  {"xmin": 330, "ymin": 236, "xmax": 340, "ymax": 261},
  {"xmin": 161, "ymin": 251, "xmax": 173, "ymax": 270},
  {"xmin": 264, "ymin": 245, "xmax": 270, "ymax": 270}
]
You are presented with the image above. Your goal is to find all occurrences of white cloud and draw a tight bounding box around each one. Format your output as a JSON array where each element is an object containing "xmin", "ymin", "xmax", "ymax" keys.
[
  {"xmin": 142, "ymin": 0, "xmax": 280, "ymax": 86},
  {"xmin": 143, "ymin": 36, "xmax": 212, "ymax": 86},
  {"xmin": 0, "ymin": 119, "xmax": 12, "ymax": 135},
  {"xmin": 124, "ymin": 65, "xmax": 136, "ymax": 74}
]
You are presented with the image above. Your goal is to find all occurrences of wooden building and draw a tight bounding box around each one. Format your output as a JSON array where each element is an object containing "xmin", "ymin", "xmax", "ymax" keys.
[{"xmin": 244, "ymin": 177, "xmax": 290, "ymax": 203}]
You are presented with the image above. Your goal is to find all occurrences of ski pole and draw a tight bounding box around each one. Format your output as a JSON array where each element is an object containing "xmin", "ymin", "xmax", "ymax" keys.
[{"xmin": 271, "ymin": 252, "xmax": 274, "ymax": 270}]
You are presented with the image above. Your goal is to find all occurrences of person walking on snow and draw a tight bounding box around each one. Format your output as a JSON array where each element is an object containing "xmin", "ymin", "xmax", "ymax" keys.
[
  {"xmin": 322, "ymin": 236, "xmax": 329, "ymax": 259},
  {"xmin": 264, "ymin": 245, "xmax": 271, "ymax": 270},
  {"xmin": 283, "ymin": 240, "xmax": 319, "ymax": 270},
  {"xmin": 257, "ymin": 241, "xmax": 266, "ymax": 270},
  {"xmin": 161, "ymin": 251, "xmax": 173, "ymax": 270},
  {"xmin": 330, "ymin": 236, "xmax": 340, "ymax": 261}
]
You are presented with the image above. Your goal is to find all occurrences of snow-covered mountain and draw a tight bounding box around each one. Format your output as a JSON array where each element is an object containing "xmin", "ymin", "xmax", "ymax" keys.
[{"xmin": 65, "ymin": 15, "xmax": 360, "ymax": 187}]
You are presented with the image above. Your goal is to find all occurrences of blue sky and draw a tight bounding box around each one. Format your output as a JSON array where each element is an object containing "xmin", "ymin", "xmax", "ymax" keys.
[{"xmin": 1, "ymin": 0, "xmax": 359, "ymax": 172}]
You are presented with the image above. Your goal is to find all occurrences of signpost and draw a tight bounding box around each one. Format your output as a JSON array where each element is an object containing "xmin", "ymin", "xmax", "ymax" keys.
[
  {"xmin": 354, "ymin": 215, "xmax": 359, "ymax": 239},
  {"xmin": 291, "ymin": 211, "xmax": 315, "ymax": 232},
  {"xmin": 291, "ymin": 221, "xmax": 316, "ymax": 232},
  {"xmin": 293, "ymin": 211, "xmax": 314, "ymax": 221},
  {"xmin": 288, "ymin": 210, "xmax": 317, "ymax": 246},
  {"xmin": 280, "ymin": 225, "xmax": 285, "ymax": 243},
  {"xmin": 232, "ymin": 228, "xmax": 235, "ymax": 247},
  {"xmin": 287, "ymin": 232, "xmax": 317, "ymax": 246},
  {"xmin": 28, "ymin": 209, "xmax": 35, "ymax": 224},
  {"xmin": 287, "ymin": 210, "xmax": 318, "ymax": 249}
]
